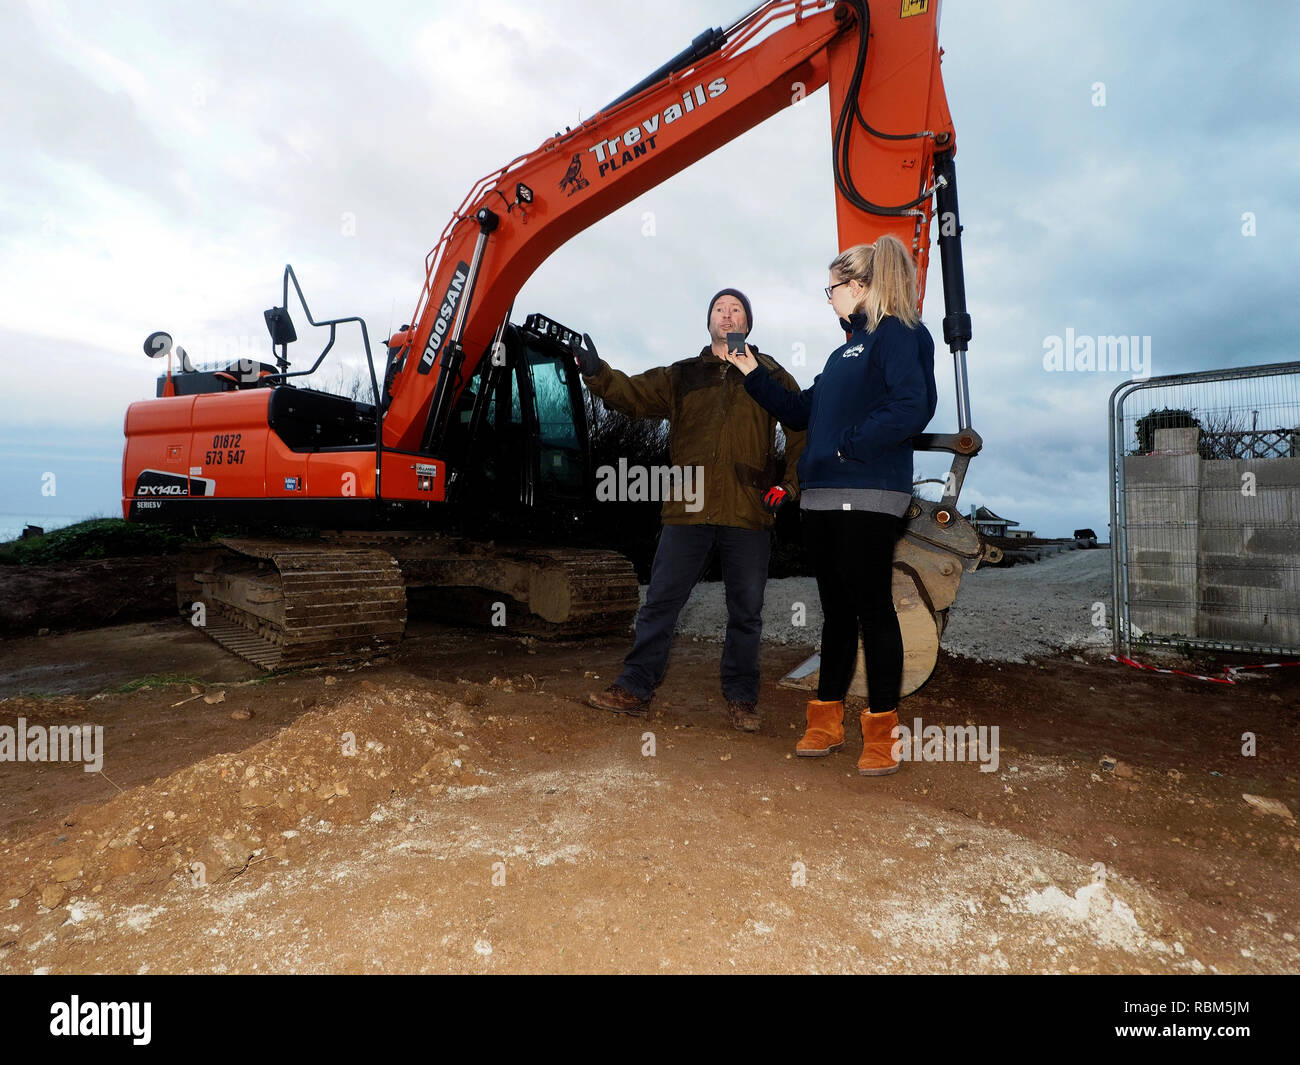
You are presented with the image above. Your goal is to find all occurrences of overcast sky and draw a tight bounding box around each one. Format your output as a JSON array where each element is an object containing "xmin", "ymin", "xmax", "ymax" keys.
[{"xmin": 3, "ymin": 0, "xmax": 1298, "ymax": 539}]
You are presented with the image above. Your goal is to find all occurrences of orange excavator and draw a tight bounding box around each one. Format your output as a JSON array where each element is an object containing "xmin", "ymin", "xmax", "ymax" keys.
[{"xmin": 122, "ymin": 0, "xmax": 998, "ymax": 685}]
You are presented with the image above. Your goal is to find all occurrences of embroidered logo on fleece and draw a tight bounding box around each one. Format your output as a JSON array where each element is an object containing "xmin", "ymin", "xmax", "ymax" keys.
[{"xmin": 841, "ymin": 344, "xmax": 865, "ymax": 358}]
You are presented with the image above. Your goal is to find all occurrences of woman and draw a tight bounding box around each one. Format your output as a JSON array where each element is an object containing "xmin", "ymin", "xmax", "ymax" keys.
[{"xmin": 724, "ymin": 235, "xmax": 937, "ymax": 775}]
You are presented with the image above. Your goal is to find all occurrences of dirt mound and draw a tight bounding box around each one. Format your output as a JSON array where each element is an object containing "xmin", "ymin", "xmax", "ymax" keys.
[
  {"xmin": 1, "ymin": 686, "xmax": 482, "ymax": 935},
  {"xmin": 3, "ymin": 624, "xmax": 1297, "ymax": 974},
  {"xmin": 0, "ymin": 559, "xmax": 174, "ymax": 637}
]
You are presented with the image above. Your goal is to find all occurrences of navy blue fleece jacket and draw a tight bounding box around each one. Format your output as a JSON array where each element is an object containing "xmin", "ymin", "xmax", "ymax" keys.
[{"xmin": 742, "ymin": 312, "xmax": 937, "ymax": 495}]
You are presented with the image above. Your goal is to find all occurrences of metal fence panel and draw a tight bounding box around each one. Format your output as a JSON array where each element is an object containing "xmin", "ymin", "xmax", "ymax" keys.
[{"xmin": 1109, "ymin": 362, "xmax": 1300, "ymax": 656}]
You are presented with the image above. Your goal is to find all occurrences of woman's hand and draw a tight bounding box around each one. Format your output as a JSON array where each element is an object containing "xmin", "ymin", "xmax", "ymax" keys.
[{"xmin": 724, "ymin": 342, "xmax": 758, "ymax": 376}]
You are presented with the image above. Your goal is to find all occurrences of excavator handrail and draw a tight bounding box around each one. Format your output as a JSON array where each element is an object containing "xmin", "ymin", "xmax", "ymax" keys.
[{"xmin": 260, "ymin": 264, "xmax": 384, "ymax": 412}]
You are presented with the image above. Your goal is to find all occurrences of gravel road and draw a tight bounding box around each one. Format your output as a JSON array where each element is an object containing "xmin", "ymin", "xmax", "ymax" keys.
[{"xmin": 657, "ymin": 547, "xmax": 1116, "ymax": 664}]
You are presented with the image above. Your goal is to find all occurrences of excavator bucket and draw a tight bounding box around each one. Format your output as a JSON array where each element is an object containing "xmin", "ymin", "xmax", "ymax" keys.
[{"xmin": 780, "ymin": 508, "xmax": 1001, "ymax": 698}]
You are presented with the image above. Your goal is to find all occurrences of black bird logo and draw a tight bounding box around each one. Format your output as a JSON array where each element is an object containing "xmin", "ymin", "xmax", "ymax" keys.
[{"xmin": 559, "ymin": 153, "xmax": 589, "ymax": 195}]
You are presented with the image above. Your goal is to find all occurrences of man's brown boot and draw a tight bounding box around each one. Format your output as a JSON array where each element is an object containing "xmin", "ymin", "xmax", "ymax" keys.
[
  {"xmin": 726, "ymin": 700, "xmax": 761, "ymax": 733},
  {"xmin": 588, "ymin": 684, "xmax": 649, "ymax": 717},
  {"xmin": 858, "ymin": 708, "xmax": 901, "ymax": 776},
  {"xmin": 796, "ymin": 699, "xmax": 844, "ymax": 757}
]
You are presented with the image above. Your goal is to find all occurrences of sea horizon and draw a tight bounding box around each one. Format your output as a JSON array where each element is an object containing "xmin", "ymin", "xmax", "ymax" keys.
[{"xmin": 0, "ymin": 511, "xmax": 110, "ymax": 545}]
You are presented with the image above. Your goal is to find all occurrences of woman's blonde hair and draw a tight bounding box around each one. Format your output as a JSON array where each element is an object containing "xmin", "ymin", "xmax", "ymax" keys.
[{"xmin": 828, "ymin": 234, "xmax": 919, "ymax": 329}]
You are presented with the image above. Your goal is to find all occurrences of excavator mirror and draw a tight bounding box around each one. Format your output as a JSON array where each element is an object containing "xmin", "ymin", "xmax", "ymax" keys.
[{"xmin": 263, "ymin": 306, "xmax": 297, "ymax": 347}]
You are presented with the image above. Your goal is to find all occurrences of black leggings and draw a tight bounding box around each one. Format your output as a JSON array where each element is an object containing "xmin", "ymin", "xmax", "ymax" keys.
[{"xmin": 801, "ymin": 509, "xmax": 906, "ymax": 711}]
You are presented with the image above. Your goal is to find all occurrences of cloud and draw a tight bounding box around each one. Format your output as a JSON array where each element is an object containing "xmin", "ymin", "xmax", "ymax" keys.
[{"xmin": 2, "ymin": 0, "xmax": 1298, "ymax": 536}]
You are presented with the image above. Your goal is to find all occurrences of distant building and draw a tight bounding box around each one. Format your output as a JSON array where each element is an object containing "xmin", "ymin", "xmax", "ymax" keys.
[
  {"xmin": 1007, "ymin": 529, "xmax": 1036, "ymax": 539},
  {"xmin": 969, "ymin": 505, "xmax": 1018, "ymax": 538}
]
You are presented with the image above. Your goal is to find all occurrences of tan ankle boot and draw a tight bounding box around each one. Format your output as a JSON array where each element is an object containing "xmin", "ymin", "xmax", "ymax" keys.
[
  {"xmin": 796, "ymin": 699, "xmax": 844, "ymax": 757},
  {"xmin": 858, "ymin": 708, "xmax": 901, "ymax": 776}
]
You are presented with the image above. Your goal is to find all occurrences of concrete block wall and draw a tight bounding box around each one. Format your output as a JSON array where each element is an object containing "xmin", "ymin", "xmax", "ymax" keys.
[
  {"xmin": 1122, "ymin": 427, "xmax": 1300, "ymax": 649},
  {"xmin": 1197, "ymin": 456, "xmax": 1300, "ymax": 648},
  {"xmin": 1123, "ymin": 447, "xmax": 1199, "ymax": 638}
]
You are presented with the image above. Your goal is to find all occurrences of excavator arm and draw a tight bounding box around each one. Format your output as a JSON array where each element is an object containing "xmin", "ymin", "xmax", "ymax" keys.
[{"xmin": 382, "ymin": 0, "xmax": 965, "ymax": 464}]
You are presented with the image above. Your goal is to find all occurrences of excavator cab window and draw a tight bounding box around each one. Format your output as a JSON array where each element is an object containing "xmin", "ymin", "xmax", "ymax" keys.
[
  {"xmin": 447, "ymin": 317, "xmax": 591, "ymax": 515},
  {"xmin": 527, "ymin": 347, "xmax": 584, "ymax": 501},
  {"xmin": 445, "ymin": 330, "xmax": 526, "ymax": 506}
]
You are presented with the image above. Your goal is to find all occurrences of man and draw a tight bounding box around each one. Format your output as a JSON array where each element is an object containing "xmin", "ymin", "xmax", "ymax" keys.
[{"xmin": 570, "ymin": 289, "xmax": 806, "ymax": 732}]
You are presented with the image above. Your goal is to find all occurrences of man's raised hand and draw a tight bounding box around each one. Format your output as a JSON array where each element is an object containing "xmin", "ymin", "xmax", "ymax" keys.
[{"xmin": 571, "ymin": 332, "xmax": 601, "ymax": 376}]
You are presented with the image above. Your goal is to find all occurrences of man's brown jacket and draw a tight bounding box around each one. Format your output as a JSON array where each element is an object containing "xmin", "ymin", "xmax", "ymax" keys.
[{"xmin": 583, "ymin": 345, "xmax": 807, "ymax": 531}]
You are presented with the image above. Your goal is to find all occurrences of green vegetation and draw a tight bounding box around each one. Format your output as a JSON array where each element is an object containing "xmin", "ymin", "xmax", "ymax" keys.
[
  {"xmin": 0, "ymin": 517, "xmax": 324, "ymax": 566},
  {"xmin": 0, "ymin": 519, "xmax": 191, "ymax": 565},
  {"xmin": 103, "ymin": 673, "xmax": 206, "ymax": 694}
]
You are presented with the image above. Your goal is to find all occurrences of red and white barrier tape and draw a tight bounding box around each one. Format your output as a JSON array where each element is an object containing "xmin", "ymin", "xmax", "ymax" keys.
[
  {"xmin": 1223, "ymin": 662, "xmax": 1300, "ymax": 675},
  {"xmin": 1107, "ymin": 653, "xmax": 1234, "ymax": 683},
  {"xmin": 1107, "ymin": 653, "xmax": 1300, "ymax": 685}
]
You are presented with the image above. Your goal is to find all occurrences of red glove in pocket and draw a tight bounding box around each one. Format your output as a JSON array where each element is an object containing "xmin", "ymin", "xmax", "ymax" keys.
[{"xmin": 762, "ymin": 486, "xmax": 789, "ymax": 514}]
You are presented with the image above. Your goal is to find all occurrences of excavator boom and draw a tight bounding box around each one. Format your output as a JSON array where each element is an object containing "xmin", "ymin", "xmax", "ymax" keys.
[{"xmin": 384, "ymin": 0, "xmax": 959, "ymax": 463}]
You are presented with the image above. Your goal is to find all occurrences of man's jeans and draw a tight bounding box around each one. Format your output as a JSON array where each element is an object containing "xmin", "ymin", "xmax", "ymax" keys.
[{"xmin": 616, "ymin": 524, "xmax": 771, "ymax": 704}]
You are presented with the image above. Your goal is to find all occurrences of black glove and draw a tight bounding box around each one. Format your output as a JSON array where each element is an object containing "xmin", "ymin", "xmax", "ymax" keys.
[{"xmin": 571, "ymin": 332, "xmax": 600, "ymax": 376}]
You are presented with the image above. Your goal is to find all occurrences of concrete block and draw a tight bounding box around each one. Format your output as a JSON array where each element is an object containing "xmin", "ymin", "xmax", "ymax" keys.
[
  {"xmin": 1125, "ymin": 492, "xmax": 1199, "ymax": 526},
  {"xmin": 1132, "ymin": 602, "xmax": 1193, "ymax": 625},
  {"xmin": 1130, "ymin": 577, "xmax": 1193, "ymax": 600},
  {"xmin": 1198, "ymin": 526, "xmax": 1247, "ymax": 555},
  {"xmin": 1124, "ymin": 522, "xmax": 1198, "ymax": 545},
  {"xmin": 1248, "ymin": 457, "xmax": 1300, "ymax": 488},
  {"xmin": 1197, "ymin": 609, "xmax": 1267, "ymax": 644},
  {"xmin": 1254, "ymin": 490, "xmax": 1298, "ymax": 525},
  {"xmin": 1154, "ymin": 427, "xmax": 1200, "ymax": 454},
  {"xmin": 1132, "ymin": 603, "xmax": 1197, "ymax": 637},
  {"xmin": 1123, "ymin": 453, "xmax": 1199, "ymax": 489},
  {"xmin": 1198, "ymin": 600, "xmax": 1300, "ymax": 648},
  {"xmin": 1199, "ymin": 489, "xmax": 1252, "ymax": 522},
  {"xmin": 1248, "ymin": 587, "xmax": 1299, "ymax": 616},
  {"xmin": 1130, "ymin": 565, "xmax": 1196, "ymax": 638},
  {"xmin": 1247, "ymin": 528, "xmax": 1300, "ymax": 556},
  {"xmin": 1201, "ymin": 489, "xmax": 1290, "ymax": 525},
  {"xmin": 1200, "ymin": 559, "xmax": 1284, "ymax": 589},
  {"xmin": 1198, "ymin": 585, "xmax": 1246, "ymax": 609},
  {"xmin": 1279, "ymin": 566, "xmax": 1300, "ymax": 595},
  {"xmin": 1199, "ymin": 459, "xmax": 1247, "ymax": 487},
  {"xmin": 1128, "ymin": 538, "xmax": 1195, "ymax": 564}
]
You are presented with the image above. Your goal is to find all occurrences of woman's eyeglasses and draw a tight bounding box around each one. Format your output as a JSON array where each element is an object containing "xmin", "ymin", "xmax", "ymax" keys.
[{"xmin": 825, "ymin": 281, "xmax": 850, "ymax": 299}]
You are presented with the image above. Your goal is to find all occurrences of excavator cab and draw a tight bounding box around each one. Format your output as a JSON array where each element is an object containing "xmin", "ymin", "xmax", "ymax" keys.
[{"xmin": 444, "ymin": 314, "xmax": 591, "ymax": 527}]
